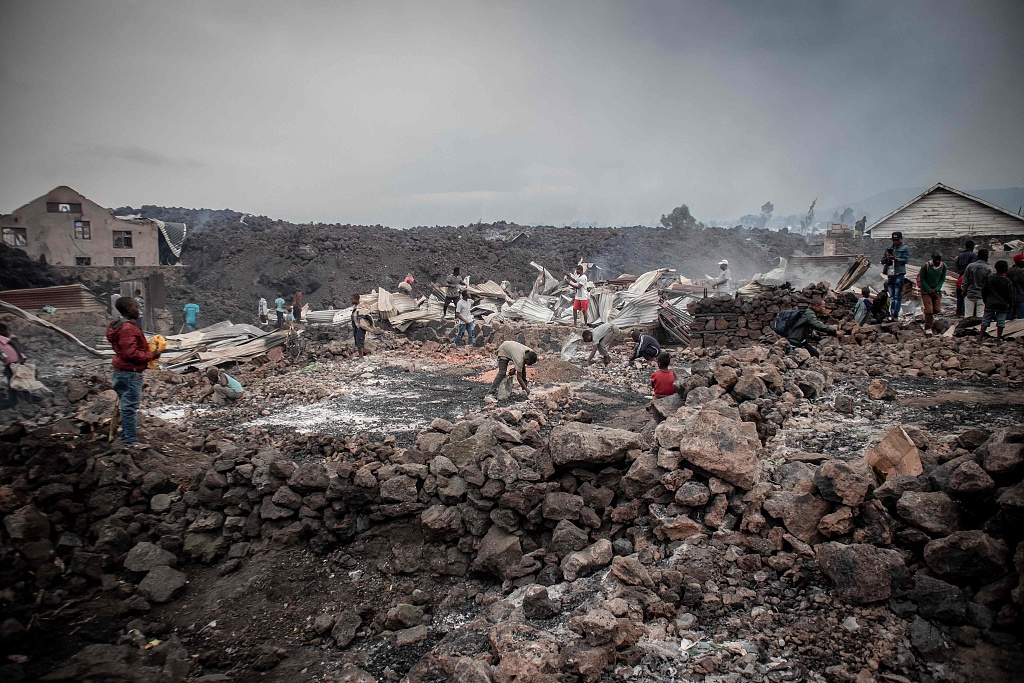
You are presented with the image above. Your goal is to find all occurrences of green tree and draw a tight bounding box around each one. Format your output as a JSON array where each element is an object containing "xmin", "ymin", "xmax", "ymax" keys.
[{"xmin": 659, "ymin": 205, "xmax": 701, "ymax": 230}]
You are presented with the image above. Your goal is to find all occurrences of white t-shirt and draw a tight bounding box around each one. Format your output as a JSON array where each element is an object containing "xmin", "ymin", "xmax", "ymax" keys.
[
  {"xmin": 570, "ymin": 273, "xmax": 589, "ymax": 300},
  {"xmin": 715, "ymin": 268, "xmax": 732, "ymax": 294},
  {"xmin": 456, "ymin": 298, "xmax": 473, "ymax": 323},
  {"xmin": 591, "ymin": 322, "xmax": 617, "ymax": 345}
]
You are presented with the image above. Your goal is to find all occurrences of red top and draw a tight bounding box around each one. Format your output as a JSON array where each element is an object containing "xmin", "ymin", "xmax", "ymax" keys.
[
  {"xmin": 106, "ymin": 318, "xmax": 156, "ymax": 372},
  {"xmin": 651, "ymin": 368, "xmax": 677, "ymax": 397}
]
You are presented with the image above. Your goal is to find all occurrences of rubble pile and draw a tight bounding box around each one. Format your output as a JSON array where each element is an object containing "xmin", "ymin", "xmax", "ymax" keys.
[{"xmin": 821, "ymin": 336, "xmax": 1024, "ymax": 382}]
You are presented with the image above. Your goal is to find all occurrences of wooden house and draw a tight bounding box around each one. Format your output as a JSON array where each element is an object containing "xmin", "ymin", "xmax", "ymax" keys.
[{"xmin": 864, "ymin": 183, "xmax": 1024, "ymax": 239}]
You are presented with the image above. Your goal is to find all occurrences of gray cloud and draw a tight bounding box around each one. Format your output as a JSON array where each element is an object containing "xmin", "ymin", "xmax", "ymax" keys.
[
  {"xmin": 0, "ymin": 0, "xmax": 1020, "ymax": 226},
  {"xmin": 75, "ymin": 143, "xmax": 204, "ymax": 170}
]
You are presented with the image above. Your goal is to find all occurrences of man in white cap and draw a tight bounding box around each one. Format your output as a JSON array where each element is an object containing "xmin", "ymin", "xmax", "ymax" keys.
[{"xmin": 714, "ymin": 260, "xmax": 732, "ymax": 296}]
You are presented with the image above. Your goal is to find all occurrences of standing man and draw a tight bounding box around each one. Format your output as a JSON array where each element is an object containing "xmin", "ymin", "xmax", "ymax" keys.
[
  {"xmin": 293, "ymin": 290, "xmax": 304, "ymax": 324},
  {"xmin": 1008, "ymin": 254, "xmax": 1024, "ymax": 320},
  {"xmin": 919, "ymin": 252, "xmax": 946, "ymax": 335},
  {"xmin": 183, "ymin": 297, "xmax": 200, "ymax": 332},
  {"xmin": 134, "ymin": 289, "xmax": 145, "ymax": 318},
  {"xmin": 443, "ymin": 267, "xmax": 463, "ymax": 319},
  {"xmin": 714, "ymin": 260, "xmax": 732, "ymax": 296},
  {"xmin": 274, "ymin": 293, "xmax": 286, "ymax": 329},
  {"xmin": 489, "ymin": 340, "xmax": 538, "ymax": 397},
  {"xmin": 628, "ymin": 330, "xmax": 661, "ymax": 366},
  {"xmin": 565, "ymin": 265, "xmax": 590, "ymax": 326},
  {"xmin": 453, "ymin": 290, "xmax": 475, "ymax": 346},
  {"xmin": 106, "ymin": 297, "xmax": 160, "ymax": 448},
  {"xmin": 582, "ymin": 322, "xmax": 619, "ymax": 366},
  {"xmin": 350, "ymin": 293, "xmax": 367, "ymax": 360},
  {"xmin": 954, "ymin": 240, "xmax": 977, "ymax": 317},
  {"xmin": 962, "ymin": 249, "xmax": 992, "ymax": 319},
  {"xmin": 258, "ymin": 296, "xmax": 269, "ymax": 326},
  {"xmin": 980, "ymin": 261, "xmax": 1013, "ymax": 345},
  {"xmin": 882, "ymin": 232, "xmax": 910, "ymax": 320}
]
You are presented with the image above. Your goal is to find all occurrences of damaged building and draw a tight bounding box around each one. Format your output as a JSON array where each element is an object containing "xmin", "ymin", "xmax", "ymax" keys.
[
  {"xmin": 0, "ymin": 185, "xmax": 187, "ymax": 267},
  {"xmin": 865, "ymin": 182, "xmax": 1024, "ymax": 240}
]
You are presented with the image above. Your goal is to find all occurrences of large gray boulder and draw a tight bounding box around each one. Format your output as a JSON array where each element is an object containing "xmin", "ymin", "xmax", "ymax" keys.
[
  {"xmin": 924, "ymin": 531, "xmax": 1009, "ymax": 584},
  {"xmin": 548, "ymin": 423, "xmax": 643, "ymax": 467},
  {"xmin": 124, "ymin": 542, "xmax": 177, "ymax": 572},
  {"xmin": 664, "ymin": 402, "xmax": 761, "ymax": 490},
  {"xmin": 137, "ymin": 566, "xmax": 187, "ymax": 604},
  {"xmin": 896, "ymin": 491, "xmax": 964, "ymax": 537},
  {"xmin": 816, "ymin": 542, "xmax": 907, "ymax": 604}
]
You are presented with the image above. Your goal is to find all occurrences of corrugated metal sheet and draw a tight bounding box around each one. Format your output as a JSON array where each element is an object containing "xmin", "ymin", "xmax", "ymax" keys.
[
  {"xmin": 609, "ymin": 290, "xmax": 660, "ymax": 327},
  {"xmin": 304, "ymin": 309, "xmax": 348, "ymax": 324},
  {"xmin": 506, "ymin": 298, "xmax": 555, "ymax": 324},
  {"xmin": 627, "ymin": 269, "xmax": 667, "ymax": 294},
  {"xmin": 155, "ymin": 220, "xmax": 187, "ymax": 257},
  {"xmin": 0, "ymin": 284, "xmax": 106, "ymax": 313}
]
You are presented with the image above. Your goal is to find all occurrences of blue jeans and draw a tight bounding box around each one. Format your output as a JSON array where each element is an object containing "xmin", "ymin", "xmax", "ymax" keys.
[
  {"xmin": 454, "ymin": 322, "xmax": 475, "ymax": 345},
  {"xmin": 887, "ymin": 274, "xmax": 905, "ymax": 318},
  {"xmin": 1011, "ymin": 301, "xmax": 1024, "ymax": 320},
  {"xmin": 981, "ymin": 310, "xmax": 1007, "ymax": 331},
  {"xmin": 185, "ymin": 322, "xmax": 196, "ymax": 332},
  {"xmin": 112, "ymin": 370, "xmax": 143, "ymax": 444}
]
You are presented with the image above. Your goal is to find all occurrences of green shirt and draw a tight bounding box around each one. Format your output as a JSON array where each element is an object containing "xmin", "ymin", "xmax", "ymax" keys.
[{"xmin": 920, "ymin": 262, "xmax": 946, "ymax": 294}]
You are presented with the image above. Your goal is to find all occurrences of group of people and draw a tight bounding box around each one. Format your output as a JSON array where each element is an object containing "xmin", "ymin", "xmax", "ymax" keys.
[
  {"xmin": 257, "ymin": 290, "xmax": 304, "ymax": 330},
  {"xmin": 873, "ymin": 232, "xmax": 1024, "ymax": 342}
]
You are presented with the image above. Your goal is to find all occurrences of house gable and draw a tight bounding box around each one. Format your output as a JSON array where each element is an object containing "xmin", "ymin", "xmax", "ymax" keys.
[{"xmin": 865, "ymin": 183, "xmax": 1024, "ymax": 239}]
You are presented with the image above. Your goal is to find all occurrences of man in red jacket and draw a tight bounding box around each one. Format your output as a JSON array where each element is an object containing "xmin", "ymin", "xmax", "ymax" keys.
[{"xmin": 106, "ymin": 297, "xmax": 160, "ymax": 447}]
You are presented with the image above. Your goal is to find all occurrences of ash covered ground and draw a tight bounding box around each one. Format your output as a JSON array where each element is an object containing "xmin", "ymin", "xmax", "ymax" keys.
[{"xmin": 1, "ymin": 301, "xmax": 1024, "ymax": 683}]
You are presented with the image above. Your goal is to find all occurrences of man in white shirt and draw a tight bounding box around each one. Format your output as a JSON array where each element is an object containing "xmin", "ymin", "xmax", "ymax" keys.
[
  {"xmin": 582, "ymin": 322, "xmax": 618, "ymax": 366},
  {"xmin": 258, "ymin": 297, "xmax": 269, "ymax": 325},
  {"xmin": 714, "ymin": 260, "xmax": 732, "ymax": 296},
  {"xmin": 453, "ymin": 291, "xmax": 475, "ymax": 346},
  {"xmin": 566, "ymin": 265, "xmax": 590, "ymax": 326}
]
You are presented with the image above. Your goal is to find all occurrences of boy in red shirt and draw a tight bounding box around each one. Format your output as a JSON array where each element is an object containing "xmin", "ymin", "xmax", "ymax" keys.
[
  {"xmin": 105, "ymin": 296, "xmax": 160, "ymax": 447},
  {"xmin": 650, "ymin": 351, "xmax": 676, "ymax": 399}
]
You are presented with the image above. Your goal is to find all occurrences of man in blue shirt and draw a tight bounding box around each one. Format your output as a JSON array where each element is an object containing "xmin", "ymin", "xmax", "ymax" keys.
[
  {"xmin": 881, "ymin": 231, "xmax": 910, "ymax": 320},
  {"xmin": 274, "ymin": 295, "xmax": 286, "ymax": 329},
  {"xmin": 201, "ymin": 367, "xmax": 244, "ymax": 405},
  {"xmin": 183, "ymin": 297, "xmax": 200, "ymax": 332}
]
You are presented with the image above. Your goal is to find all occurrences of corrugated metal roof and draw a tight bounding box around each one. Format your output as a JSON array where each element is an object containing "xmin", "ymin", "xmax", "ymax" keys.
[
  {"xmin": 155, "ymin": 220, "xmax": 187, "ymax": 257},
  {"xmin": 609, "ymin": 290, "xmax": 660, "ymax": 327},
  {"xmin": 0, "ymin": 284, "xmax": 106, "ymax": 313}
]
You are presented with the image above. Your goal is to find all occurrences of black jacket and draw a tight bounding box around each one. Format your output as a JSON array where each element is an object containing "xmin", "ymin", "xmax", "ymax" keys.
[
  {"xmin": 785, "ymin": 309, "xmax": 836, "ymax": 344},
  {"xmin": 982, "ymin": 274, "xmax": 1013, "ymax": 313},
  {"xmin": 1009, "ymin": 264, "xmax": 1024, "ymax": 304}
]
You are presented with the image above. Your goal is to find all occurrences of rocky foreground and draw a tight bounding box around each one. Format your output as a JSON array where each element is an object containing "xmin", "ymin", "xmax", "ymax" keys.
[{"xmin": 1, "ymin": 325, "xmax": 1023, "ymax": 682}]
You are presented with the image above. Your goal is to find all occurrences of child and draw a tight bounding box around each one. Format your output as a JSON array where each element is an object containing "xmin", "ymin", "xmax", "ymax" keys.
[
  {"xmin": 650, "ymin": 351, "xmax": 676, "ymax": 399},
  {"xmin": 980, "ymin": 260, "xmax": 1013, "ymax": 345},
  {"xmin": 853, "ymin": 287, "xmax": 872, "ymax": 325}
]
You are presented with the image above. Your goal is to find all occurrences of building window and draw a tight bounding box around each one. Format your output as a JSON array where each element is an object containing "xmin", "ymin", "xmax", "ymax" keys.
[
  {"xmin": 46, "ymin": 202, "xmax": 83, "ymax": 213},
  {"xmin": 74, "ymin": 220, "xmax": 92, "ymax": 239},
  {"xmin": 75, "ymin": 257, "xmax": 92, "ymax": 266},
  {"xmin": 113, "ymin": 257, "xmax": 136, "ymax": 266},
  {"xmin": 113, "ymin": 230, "xmax": 133, "ymax": 249},
  {"xmin": 2, "ymin": 227, "xmax": 27, "ymax": 247}
]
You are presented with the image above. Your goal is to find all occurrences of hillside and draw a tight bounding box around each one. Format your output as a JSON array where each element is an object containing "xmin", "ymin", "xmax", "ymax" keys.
[{"xmin": 114, "ymin": 208, "xmax": 808, "ymax": 327}]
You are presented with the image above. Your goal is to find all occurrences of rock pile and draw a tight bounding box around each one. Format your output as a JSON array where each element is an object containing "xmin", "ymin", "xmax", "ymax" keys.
[{"xmin": 687, "ymin": 283, "xmax": 852, "ymax": 348}]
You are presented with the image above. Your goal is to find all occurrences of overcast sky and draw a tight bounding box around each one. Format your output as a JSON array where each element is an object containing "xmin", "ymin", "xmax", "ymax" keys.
[{"xmin": 1, "ymin": 0, "xmax": 1021, "ymax": 227}]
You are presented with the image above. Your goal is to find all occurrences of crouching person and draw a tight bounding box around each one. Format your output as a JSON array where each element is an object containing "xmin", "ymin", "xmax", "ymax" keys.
[
  {"xmin": 489, "ymin": 341, "xmax": 538, "ymax": 398},
  {"xmin": 202, "ymin": 367, "xmax": 244, "ymax": 405},
  {"xmin": 106, "ymin": 296, "xmax": 160, "ymax": 448}
]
